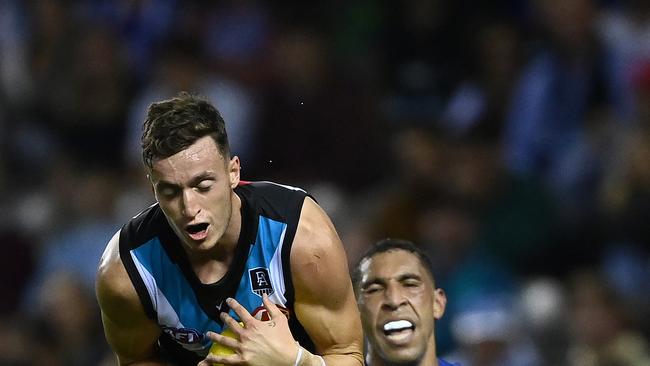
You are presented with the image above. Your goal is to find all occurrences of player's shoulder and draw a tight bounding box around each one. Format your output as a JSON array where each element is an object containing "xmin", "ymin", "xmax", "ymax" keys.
[
  {"xmin": 294, "ymin": 196, "xmax": 329, "ymax": 237},
  {"xmin": 96, "ymin": 230, "xmax": 132, "ymax": 295},
  {"xmin": 291, "ymin": 196, "xmax": 343, "ymax": 270},
  {"xmin": 290, "ymin": 196, "xmax": 353, "ymax": 305},
  {"xmin": 96, "ymin": 230, "xmax": 139, "ymax": 308},
  {"xmin": 97, "ymin": 203, "xmax": 163, "ymax": 305}
]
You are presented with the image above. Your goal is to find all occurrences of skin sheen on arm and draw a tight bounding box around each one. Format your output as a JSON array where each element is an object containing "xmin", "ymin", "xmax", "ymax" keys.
[
  {"xmin": 96, "ymin": 231, "xmax": 168, "ymax": 366},
  {"xmin": 291, "ymin": 197, "xmax": 365, "ymax": 366}
]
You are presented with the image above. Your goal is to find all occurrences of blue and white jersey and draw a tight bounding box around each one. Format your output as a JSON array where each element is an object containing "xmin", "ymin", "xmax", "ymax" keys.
[
  {"xmin": 439, "ymin": 358, "xmax": 461, "ymax": 366},
  {"xmin": 119, "ymin": 181, "xmax": 312, "ymax": 365}
]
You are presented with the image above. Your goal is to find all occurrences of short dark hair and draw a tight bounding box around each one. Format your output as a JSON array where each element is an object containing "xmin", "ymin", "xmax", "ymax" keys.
[
  {"xmin": 352, "ymin": 238, "xmax": 436, "ymax": 292},
  {"xmin": 141, "ymin": 92, "xmax": 229, "ymax": 169}
]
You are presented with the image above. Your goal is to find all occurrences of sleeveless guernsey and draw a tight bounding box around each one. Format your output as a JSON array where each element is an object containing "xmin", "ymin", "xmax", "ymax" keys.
[{"xmin": 118, "ymin": 181, "xmax": 313, "ymax": 365}]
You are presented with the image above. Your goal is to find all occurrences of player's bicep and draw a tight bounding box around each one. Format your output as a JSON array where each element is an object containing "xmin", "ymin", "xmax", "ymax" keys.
[
  {"xmin": 291, "ymin": 198, "xmax": 363, "ymax": 364},
  {"xmin": 293, "ymin": 287, "xmax": 362, "ymax": 358},
  {"xmin": 96, "ymin": 233, "xmax": 163, "ymax": 364}
]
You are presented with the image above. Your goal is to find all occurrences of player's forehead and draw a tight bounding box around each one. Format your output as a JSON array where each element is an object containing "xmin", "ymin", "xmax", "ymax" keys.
[
  {"xmin": 149, "ymin": 137, "xmax": 226, "ymax": 181},
  {"xmin": 360, "ymin": 249, "xmax": 429, "ymax": 281}
]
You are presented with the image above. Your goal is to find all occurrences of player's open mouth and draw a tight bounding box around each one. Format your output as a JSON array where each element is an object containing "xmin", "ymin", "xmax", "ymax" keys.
[
  {"xmin": 383, "ymin": 320, "xmax": 415, "ymax": 344},
  {"xmin": 185, "ymin": 223, "xmax": 209, "ymax": 241}
]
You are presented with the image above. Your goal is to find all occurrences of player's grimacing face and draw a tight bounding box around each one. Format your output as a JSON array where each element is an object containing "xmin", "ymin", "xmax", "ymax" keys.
[
  {"xmin": 148, "ymin": 136, "xmax": 240, "ymax": 252},
  {"xmin": 357, "ymin": 249, "xmax": 446, "ymax": 364}
]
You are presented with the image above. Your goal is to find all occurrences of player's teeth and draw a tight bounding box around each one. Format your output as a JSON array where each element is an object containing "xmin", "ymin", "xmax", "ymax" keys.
[{"xmin": 384, "ymin": 320, "xmax": 413, "ymax": 332}]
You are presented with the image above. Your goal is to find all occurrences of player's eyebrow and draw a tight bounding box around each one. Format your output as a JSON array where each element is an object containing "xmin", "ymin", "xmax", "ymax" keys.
[
  {"xmin": 155, "ymin": 180, "xmax": 179, "ymax": 191},
  {"xmin": 187, "ymin": 171, "xmax": 215, "ymax": 186},
  {"xmin": 361, "ymin": 272, "xmax": 422, "ymax": 289},
  {"xmin": 396, "ymin": 273, "xmax": 422, "ymax": 282}
]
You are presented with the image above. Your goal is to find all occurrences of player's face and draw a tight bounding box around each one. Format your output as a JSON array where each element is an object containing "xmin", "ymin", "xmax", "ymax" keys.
[
  {"xmin": 357, "ymin": 249, "xmax": 446, "ymax": 365},
  {"xmin": 149, "ymin": 136, "xmax": 240, "ymax": 253}
]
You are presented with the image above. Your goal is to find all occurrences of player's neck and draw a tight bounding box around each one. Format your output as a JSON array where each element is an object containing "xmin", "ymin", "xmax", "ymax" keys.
[{"xmin": 217, "ymin": 191, "xmax": 243, "ymax": 254}]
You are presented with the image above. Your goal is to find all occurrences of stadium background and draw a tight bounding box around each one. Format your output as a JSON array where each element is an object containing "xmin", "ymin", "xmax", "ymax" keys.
[{"xmin": 0, "ymin": 0, "xmax": 649, "ymax": 364}]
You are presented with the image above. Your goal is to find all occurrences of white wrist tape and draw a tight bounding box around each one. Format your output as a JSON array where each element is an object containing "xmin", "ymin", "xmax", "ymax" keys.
[
  {"xmin": 292, "ymin": 342, "xmax": 325, "ymax": 366},
  {"xmin": 294, "ymin": 346, "xmax": 304, "ymax": 366},
  {"xmin": 316, "ymin": 355, "xmax": 326, "ymax": 366}
]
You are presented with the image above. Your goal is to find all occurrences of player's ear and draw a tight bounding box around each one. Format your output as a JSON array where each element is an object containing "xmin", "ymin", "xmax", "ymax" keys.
[
  {"xmin": 228, "ymin": 156, "xmax": 241, "ymax": 188},
  {"xmin": 433, "ymin": 288, "xmax": 447, "ymax": 320}
]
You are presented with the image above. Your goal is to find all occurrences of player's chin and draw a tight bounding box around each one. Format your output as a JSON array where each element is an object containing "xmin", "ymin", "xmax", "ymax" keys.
[
  {"xmin": 182, "ymin": 233, "xmax": 216, "ymax": 251},
  {"xmin": 378, "ymin": 344, "xmax": 421, "ymax": 364}
]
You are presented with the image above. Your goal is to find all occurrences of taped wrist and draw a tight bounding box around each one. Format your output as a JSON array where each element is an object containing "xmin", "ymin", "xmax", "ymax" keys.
[{"xmin": 293, "ymin": 343, "xmax": 326, "ymax": 366}]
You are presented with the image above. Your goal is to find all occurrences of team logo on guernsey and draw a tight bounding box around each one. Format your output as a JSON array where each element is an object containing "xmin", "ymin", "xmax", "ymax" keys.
[
  {"xmin": 161, "ymin": 326, "xmax": 203, "ymax": 345},
  {"xmin": 249, "ymin": 267, "xmax": 274, "ymax": 297}
]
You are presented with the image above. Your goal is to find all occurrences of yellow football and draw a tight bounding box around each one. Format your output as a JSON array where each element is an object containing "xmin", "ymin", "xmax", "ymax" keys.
[{"xmin": 209, "ymin": 322, "xmax": 244, "ymax": 366}]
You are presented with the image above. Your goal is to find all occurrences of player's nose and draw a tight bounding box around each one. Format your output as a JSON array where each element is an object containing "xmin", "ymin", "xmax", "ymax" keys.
[{"xmin": 181, "ymin": 189, "xmax": 201, "ymax": 217}]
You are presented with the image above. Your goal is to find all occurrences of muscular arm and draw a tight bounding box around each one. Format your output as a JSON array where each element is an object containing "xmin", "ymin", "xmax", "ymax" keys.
[
  {"xmin": 291, "ymin": 197, "xmax": 364, "ymax": 366},
  {"xmin": 96, "ymin": 231, "xmax": 167, "ymax": 366}
]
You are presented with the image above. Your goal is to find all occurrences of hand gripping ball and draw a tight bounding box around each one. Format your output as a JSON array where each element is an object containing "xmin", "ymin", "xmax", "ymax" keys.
[{"xmin": 209, "ymin": 322, "xmax": 244, "ymax": 366}]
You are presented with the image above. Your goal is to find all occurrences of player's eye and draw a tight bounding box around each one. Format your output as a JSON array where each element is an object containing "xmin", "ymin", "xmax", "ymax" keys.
[
  {"xmin": 196, "ymin": 180, "xmax": 214, "ymax": 192},
  {"xmin": 363, "ymin": 284, "xmax": 383, "ymax": 295},
  {"xmin": 403, "ymin": 280, "xmax": 421, "ymax": 288},
  {"xmin": 159, "ymin": 187, "xmax": 179, "ymax": 198}
]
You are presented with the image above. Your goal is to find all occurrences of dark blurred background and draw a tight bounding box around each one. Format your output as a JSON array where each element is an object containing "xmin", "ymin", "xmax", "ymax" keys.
[{"xmin": 0, "ymin": 0, "xmax": 649, "ymax": 365}]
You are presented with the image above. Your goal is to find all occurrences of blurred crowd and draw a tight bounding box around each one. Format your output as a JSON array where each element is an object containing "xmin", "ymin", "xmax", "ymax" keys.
[{"xmin": 0, "ymin": 0, "xmax": 649, "ymax": 365}]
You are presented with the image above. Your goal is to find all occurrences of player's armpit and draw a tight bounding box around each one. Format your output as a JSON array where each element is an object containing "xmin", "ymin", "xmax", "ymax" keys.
[
  {"xmin": 291, "ymin": 197, "xmax": 364, "ymax": 366},
  {"xmin": 96, "ymin": 231, "xmax": 165, "ymax": 365}
]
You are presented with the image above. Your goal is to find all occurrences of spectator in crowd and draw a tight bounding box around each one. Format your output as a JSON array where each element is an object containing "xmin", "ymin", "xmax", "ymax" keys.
[{"xmin": 567, "ymin": 270, "xmax": 650, "ymax": 366}]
